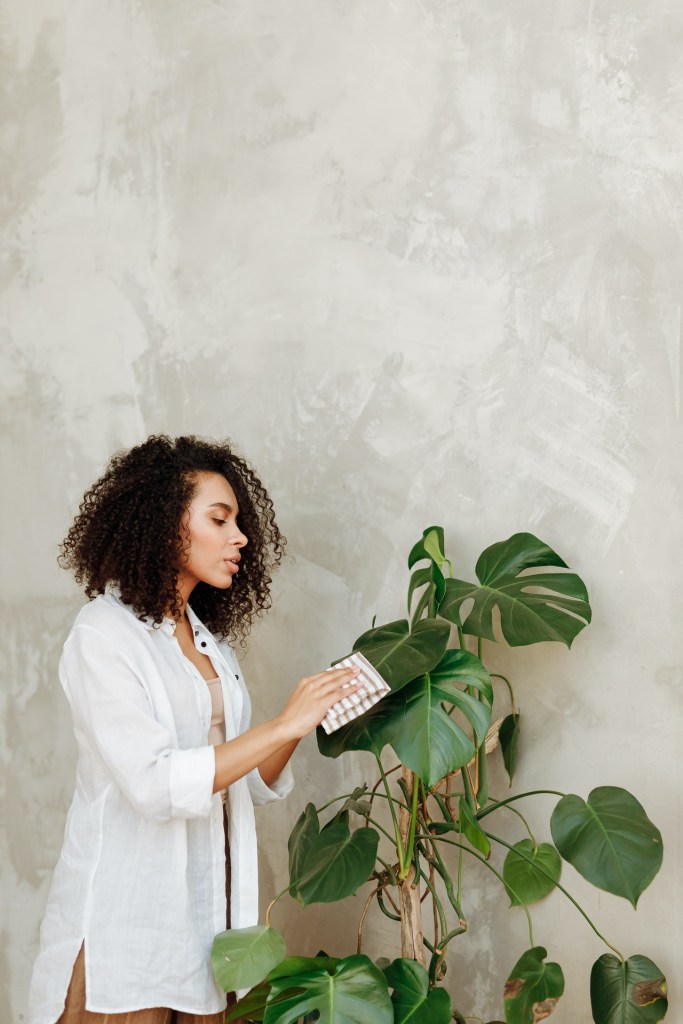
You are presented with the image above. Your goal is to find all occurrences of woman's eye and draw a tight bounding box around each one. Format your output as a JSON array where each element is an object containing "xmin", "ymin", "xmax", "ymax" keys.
[{"xmin": 212, "ymin": 519, "xmax": 226, "ymax": 526}]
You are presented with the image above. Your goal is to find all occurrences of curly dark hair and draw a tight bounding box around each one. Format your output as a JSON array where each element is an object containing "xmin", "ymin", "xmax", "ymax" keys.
[{"xmin": 58, "ymin": 434, "xmax": 286, "ymax": 645}]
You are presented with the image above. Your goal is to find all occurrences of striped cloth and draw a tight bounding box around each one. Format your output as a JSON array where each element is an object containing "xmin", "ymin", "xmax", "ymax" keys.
[{"xmin": 321, "ymin": 651, "xmax": 391, "ymax": 734}]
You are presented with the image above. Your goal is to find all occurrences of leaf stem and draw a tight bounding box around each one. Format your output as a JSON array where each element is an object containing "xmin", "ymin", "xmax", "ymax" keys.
[
  {"xmin": 460, "ymin": 762, "xmax": 477, "ymax": 812},
  {"xmin": 415, "ymin": 863, "xmax": 448, "ymax": 943},
  {"xmin": 416, "ymin": 831, "xmax": 465, "ymax": 921},
  {"xmin": 423, "ymin": 833, "xmax": 534, "ymax": 948},
  {"xmin": 318, "ymin": 787, "xmax": 409, "ymax": 816},
  {"xmin": 376, "ymin": 889, "xmax": 401, "ymax": 921},
  {"xmin": 376, "ymin": 754, "xmax": 406, "ymax": 874},
  {"xmin": 400, "ymin": 770, "xmax": 420, "ymax": 877},
  {"xmin": 490, "ymin": 673, "xmax": 517, "ymax": 712},
  {"xmin": 356, "ymin": 886, "xmax": 380, "ymax": 954},
  {"xmin": 375, "ymin": 855, "xmax": 399, "ymax": 887},
  {"xmin": 476, "ymin": 790, "xmax": 566, "ymax": 820},
  {"xmin": 484, "ymin": 831, "xmax": 625, "ymax": 961},
  {"xmin": 265, "ymin": 882, "xmax": 296, "ymax": 928},
  {"xmin": 487, "ymin": 795, "xmax": 537, "ymax": 847}
]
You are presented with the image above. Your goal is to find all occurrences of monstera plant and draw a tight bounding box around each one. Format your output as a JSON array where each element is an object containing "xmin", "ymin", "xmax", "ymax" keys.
[{"xmin": 212, "ymin": 529, "xmax": 667, "ymax": 1024}]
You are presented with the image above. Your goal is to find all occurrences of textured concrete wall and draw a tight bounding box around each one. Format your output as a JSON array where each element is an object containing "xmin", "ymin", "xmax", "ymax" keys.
[{"xmin": 2, "ymin": 2, "xmax": 682, "ymax": 1021}]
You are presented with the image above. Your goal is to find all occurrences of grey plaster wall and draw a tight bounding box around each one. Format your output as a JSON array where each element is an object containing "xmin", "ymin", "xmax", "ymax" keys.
[{"xmin": 1, "ymin": 2, "xmax": 682, "ymax": 1021}]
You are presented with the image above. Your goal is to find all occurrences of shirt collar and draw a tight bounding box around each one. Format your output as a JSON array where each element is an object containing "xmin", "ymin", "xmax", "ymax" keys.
[{"xmin": 106, "ymin": 583, "xmax": 210, "ymax": 639}]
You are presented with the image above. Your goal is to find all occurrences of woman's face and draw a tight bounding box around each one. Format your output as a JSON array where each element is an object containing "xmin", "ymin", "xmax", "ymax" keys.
[{"xmin": 177, "ymin": 471, "xmax": 248, "ymax": 593}]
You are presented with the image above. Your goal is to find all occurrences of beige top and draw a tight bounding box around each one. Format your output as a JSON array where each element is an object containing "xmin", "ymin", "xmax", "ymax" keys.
[{"xmin": 206, "ymin": 676, "xmax": 228, "ymax": 804}]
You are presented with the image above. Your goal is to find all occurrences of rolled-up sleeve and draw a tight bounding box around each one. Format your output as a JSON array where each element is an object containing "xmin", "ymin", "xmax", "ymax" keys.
[
  {"xmin": 246, "ymin": 761, "xmax": 295, "ymax": 806},
  {"xmin": 62, "ymin": 624, "xmax": 215, "ymax": 822}
]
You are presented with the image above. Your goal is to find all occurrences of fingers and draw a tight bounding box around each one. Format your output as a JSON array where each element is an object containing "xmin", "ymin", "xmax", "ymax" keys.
[
  {"xmin": 308, "ymin": 666, "xmax": 361, "ymax": 686},
  {"xmin": 325, "ymin": 667, "xmax": 361, "ymax": 685},
  {"xmin": 315, "ymin": 668, "xmax": 364, "ymax": 697}
]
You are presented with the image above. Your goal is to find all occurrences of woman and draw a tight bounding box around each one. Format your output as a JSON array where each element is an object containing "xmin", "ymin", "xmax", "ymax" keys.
[{"xmin": 28, "ymin": 434, "xmax": 363, "ymax": 1024}]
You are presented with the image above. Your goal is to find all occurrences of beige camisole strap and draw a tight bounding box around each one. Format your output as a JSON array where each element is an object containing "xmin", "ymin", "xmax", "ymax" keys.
[{"xmin": 206, "ymin": 676, "xmax": 228, "ymax": 804}]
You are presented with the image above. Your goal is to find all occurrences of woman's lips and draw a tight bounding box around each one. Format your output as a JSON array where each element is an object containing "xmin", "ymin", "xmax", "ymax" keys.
[{"xmin": 224, "ymin": 559, "xmax": 239, "ymax": 573}]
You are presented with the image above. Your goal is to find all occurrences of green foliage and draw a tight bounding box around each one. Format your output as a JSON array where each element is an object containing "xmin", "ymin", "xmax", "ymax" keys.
[
  {"xmin": 316, "ymin": 649, "xmax": 491, "ymax": 779},
  {"xmin": 383, "ymin": 958, "xmax": 453, "ymax": 1024},
  {"xmin": 287, "ymin": 803, "xmax": 319, "ymax": 894},
  {"xmin": 438, "ymin": 532, "xmax": 591, "ymax": 647},
  {"xmin": 499, "ymin": 712, "xmax": 520, "ymax": 784},
  {"xmin": 225, "ymin": 978, "xmax": 270, "ymax": 1022},
  {"xmin": 295, "ymin": 822, "xmax": 379, "ymax": 906},
  {"xmin": 551, "ymin": 787, "xmax": 663, "ymax": 908},
  {"xmin": 590, "ymin": 954, "xmax": 668, "ymax": 1024},
  {"xmin": 263, "ymin": 954, "xmax": 393, "ymax": 1024},
  {"xmin": 382, "ymin": 652, "xmax": 493, "ymax": 787},
  {"xmin": 503, "ymin": 947, "xmax": 565, "ymax": 1024},
  {"xmin": 211, "ymin": 926, "xmax": 286, "ymax": 993},
  {"xmin": 351, "ymin": 617, "xmax": 450, "ymax": 690},
  {"xmin": 458, "ymin": 796, "xmax": 491, "ymax": 858},
  {"xmin": 502, "ymin": 840, "xmax": 561, "ymax": 906},
  {"xmin": 213, "ymin": 527, "xmax": 666, "ymax": 1024}
]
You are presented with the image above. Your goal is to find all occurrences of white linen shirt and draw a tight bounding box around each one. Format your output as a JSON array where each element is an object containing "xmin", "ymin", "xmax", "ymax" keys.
[{"xmin": 28, "ymin": 584, "xmax": 294, "ymax": 1024}]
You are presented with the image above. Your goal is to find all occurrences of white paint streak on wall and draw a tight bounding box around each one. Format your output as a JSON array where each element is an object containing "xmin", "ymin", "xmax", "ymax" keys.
[{"xmin": 2, "ymin": 1, "xmax": 682, "ymax": 1021}]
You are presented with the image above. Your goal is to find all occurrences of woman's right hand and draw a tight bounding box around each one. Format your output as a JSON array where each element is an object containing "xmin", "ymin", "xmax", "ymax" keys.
[{"xmin": 276, "ymin": 666, "xmax": 365, "ymax": 740}]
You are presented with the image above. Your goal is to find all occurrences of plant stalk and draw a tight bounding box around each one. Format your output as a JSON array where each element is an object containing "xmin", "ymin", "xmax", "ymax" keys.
[
  {"xmin": 376, "ymin": 754, "xmax": 406, "ymax": 875},
  {"xmin": 398, "ymin": 766, "xmax": 426, "ymax": 965}
]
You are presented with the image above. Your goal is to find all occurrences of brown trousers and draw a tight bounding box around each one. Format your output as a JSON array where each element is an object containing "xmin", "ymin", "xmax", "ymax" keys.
[{"xmin": 56, "ymin": 801, "xmax": 239, "ymax": 1024}]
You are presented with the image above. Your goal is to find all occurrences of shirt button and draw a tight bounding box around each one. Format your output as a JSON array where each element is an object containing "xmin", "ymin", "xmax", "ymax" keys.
[
  {"xmin": 195, "ymin": 630, "xmax": 199, "ymax": 636},
  {"xmin": 201, "ymin": 641, "xmax": 207, "ymax": 647}
]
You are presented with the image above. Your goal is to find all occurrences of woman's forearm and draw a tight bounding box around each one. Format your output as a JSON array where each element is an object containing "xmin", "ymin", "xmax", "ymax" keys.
[
  {"xmin": 212, "ymin": 664, "xmax": 363, "ymax": 794},
  {"xmin": 213, "ymin": 716, "xmax": 294, "ymax": 794},
  {"xmin": 256, "ymin": 737, "xmax": 301, "ymax": 789}
]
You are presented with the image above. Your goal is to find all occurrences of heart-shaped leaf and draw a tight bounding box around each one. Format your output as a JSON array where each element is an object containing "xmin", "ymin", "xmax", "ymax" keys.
[
  {"xmin": 351, "ymin": 617, "xmax": 451, "ymax": 690},
  {"xmin": 387, "ymin": 651, "xmax": 493, "ymax": 787},
  {"xmin": 288, "ymin": 803, "xmax": 319, "ymax": 895},
  {"xmin": 439, "ymin": 533, "xmax": 591, "ymax": 648},
  {"xmin": 590, "ymin": 954, "xmax": 668, "ymax": 1024},
  {"xmin": 551, "ymin": 787, "xmax": 663, "ymax": 908},
  {"xmin": 383, "ymin": 957, "xmax": 453, "ymax": 1024},
  {"xmin": 296, "ymin": 823, "xmax": 379, "ymax": 906},
  {"xmin": 212, "ymin": 925, "xmax": 286, "ymax": 993},
  {"xmin": 264, "ymin": 954, "xmax": 393, "ymax": 1024},
  {"xmin": 503, "ymin": 840, "xmax": 561, "ymax": 906},
  {"xmin": 503, "ymin": 946, "xmax": 564, "ymax": 1024}
]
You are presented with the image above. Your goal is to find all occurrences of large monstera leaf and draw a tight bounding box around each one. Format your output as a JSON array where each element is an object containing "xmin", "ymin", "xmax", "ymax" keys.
[
  {"xmin": 317, "ymin": 649, "xmax": 491, "ymax": 784},
  {"xmin": 318, "ymin": 618, "xmax": 450, "ymax": 760},
  {"xmin": 385, "ymin": 650, "xmax": 493, "ymax": 788},
  {"xmin": 263, "ymin": 954, "xmax": 393, "ymax": 1024},
  {"xmin": 439, "ymin": 532, "xmax": 591, "ymax": 647},
  {"xmin": 350, "ymin": 617, "xmax": 450, "ymax": 690}
]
